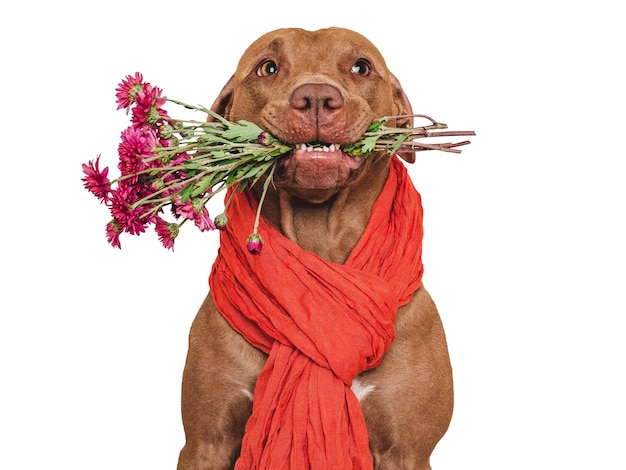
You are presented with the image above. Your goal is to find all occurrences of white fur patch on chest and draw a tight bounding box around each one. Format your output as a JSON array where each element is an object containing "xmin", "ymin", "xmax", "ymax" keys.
[
  {"xmin": 351, "ymin": 378, "xmax": 376, "ymax": 402},
  {"xmin": 239, "ymin": 387, "xmax": 254, "ymax": 401},
  {"xmin": 238, "ymin": 378, "xmax": 375, "ymax": 403}
]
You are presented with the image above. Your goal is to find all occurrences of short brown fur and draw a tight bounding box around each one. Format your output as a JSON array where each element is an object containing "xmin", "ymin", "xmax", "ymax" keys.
[{"xmin": 178, "ymin": 27, "xmax": 453, "ymax": 470}]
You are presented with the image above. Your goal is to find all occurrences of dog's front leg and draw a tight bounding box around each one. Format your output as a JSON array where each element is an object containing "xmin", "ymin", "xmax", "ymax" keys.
[
  {"xmin": 360, "ymin": 287, "xmax": 454, "ymax": 470},
  {"xmin": 177, "ymin": 294, "xmax": 266, "ymax": 470}
]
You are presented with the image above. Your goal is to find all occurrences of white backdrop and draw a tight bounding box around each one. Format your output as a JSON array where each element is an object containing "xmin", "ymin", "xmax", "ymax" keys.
[{"xmin": 1, "ymin": 1, "xmax": 624, "ymax": 468}]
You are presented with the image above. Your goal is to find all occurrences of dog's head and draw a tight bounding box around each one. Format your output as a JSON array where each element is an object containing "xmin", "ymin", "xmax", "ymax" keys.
[{"xmin": 211, "ymin": 27, "xmax": 414, "ymax": 203}]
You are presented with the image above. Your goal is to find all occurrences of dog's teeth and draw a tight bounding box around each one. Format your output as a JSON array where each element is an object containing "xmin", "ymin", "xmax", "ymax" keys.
[{"xmin": 298, "ymin": 143, "xmax": 341, "ymax": 152}]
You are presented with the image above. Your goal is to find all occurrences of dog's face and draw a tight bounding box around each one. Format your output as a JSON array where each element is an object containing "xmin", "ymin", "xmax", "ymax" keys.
[{"xmin": 211, "ymin": 27, "xmax": 414, "ymax": 203}]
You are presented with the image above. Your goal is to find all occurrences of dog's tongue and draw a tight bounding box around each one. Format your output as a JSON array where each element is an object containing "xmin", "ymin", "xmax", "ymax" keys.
[{"xmin": 289, "ymin": 147, "xmax": 364, "ymax": 189}]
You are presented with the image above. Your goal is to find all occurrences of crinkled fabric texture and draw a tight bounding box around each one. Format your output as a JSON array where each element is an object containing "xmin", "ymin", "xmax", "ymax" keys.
[{"xmin": 209, "ymin": 156, "xmax": 424, "ymax": 469}]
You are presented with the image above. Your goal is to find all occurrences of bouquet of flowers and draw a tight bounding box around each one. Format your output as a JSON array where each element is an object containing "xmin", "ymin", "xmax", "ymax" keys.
[{"xmin": 82, "ymin": 73, "xmax": 475, "ymax": 253}]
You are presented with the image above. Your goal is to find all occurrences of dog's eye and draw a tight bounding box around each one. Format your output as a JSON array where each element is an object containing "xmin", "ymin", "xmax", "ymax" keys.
[
  {"xmin": 350, "ymin": 59, "xmax": 371, "ymax": 76},
  {"xmin": 257, "ymin": 60, "xmax": 279, "ymax": 77}
]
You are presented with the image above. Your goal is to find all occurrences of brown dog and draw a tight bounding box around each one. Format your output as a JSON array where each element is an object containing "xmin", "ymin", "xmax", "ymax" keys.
[{"xmin": 177, "ymin": 27, "xmax": 453, "ymax": 470}]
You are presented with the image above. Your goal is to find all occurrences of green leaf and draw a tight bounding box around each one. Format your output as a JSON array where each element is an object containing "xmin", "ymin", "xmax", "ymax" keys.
[
  {"xmin": 184, "ymin": 160, "xmax": 204, "ymax": 170},
  {"xmin": 366, "ymin": 119, "xmax": 386, "ymax": 132},
  {"xmin": 191, "ymin": 175, "xmax": 214, "ymax": 198},
  {"xmin": 360, "ymin": 135, "xmax": 379, "ymax": 154},
  {"xmin": 342, "ymin": 143, "xmax": 363, "ymax": 156},
  {"xmin": 252, "ymin": 145, "xmax": 292, "ymax": 159},
  {"xmin": 238, "ymin": 162, "xmax": 267, "ymax": 181},
  {"xmin": 179, "ymin": 183, "xmax": 195, "ymax": 203},
  {"xmin": 205, "ymin": 149, "xmax": 227, "ymax": 161},
  {"xmin": 226, "ymin": 161, "xmax": 256, "ymax": 186},
  {"xmin": 221, "ymin": 120, "xmax": 264, "ymax": 143},
  {"xmin": 197, "ymin": 133, "xmax": 228, "ymax": 145},
  {"xmin": 246, "ymin": 161, "xmax": 274, "ymax": 187},
  {"xmin": 199, "ymin": 124, "xmax": 225, "ymax": 135},
  {"xmin": 271, "ymin": 145, "xmax": 293, "ymax": 157},
  {"xmin": 391, "ymin": 134, "xmax": 409, "ymax": 154}
]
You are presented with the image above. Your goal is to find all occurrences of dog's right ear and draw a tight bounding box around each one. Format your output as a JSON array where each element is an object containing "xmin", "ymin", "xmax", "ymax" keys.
[{"xmin": 208, "ymin": 75, "xmax": 235, "ymax": 122}]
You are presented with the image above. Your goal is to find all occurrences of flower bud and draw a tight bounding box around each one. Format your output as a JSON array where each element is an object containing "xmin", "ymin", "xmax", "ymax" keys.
[
  {"xmin": 167, "ymin": 222, "xmax": 180, "ymax": 238},
  {"xmin": 156, "ymin": 150, "xmax": 171, "ymax": 164},
  {"xmin": 246, "ymin": 233, "xmax": 264, "ymax": 255},
  {"xmin": 151, "ymin": 178, "xmax": 165, "ymax": 191},
  {"xmin": 159, "ymin": 124, "xmax": 174, "ymax": 139},
  {"xmin": 180, "ymin": 128, "xmax": 194, "ymax": 139},
  {"xmin": 258, "ymin": 131, "xmax": 276, "ymax": 146},
  {"xmin": 214, "ymin": 213, "xmax": 228, "ymax": 230},
  {"xmin": 147, "ymin": 106, "xmax": 161, "ymax": 125},
  {"xmin": 191, "ymin": 198, "xmax": 205, "ymax": 213}
]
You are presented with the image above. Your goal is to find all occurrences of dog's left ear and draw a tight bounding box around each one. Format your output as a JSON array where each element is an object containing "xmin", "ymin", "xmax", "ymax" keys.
[
  {"xmin": 208, "ymin": 75, "xmax": 235, "ymax": 122},
  {"xmin": 389, "ymin": 73, "xmax": 415, "ymax": 163}
]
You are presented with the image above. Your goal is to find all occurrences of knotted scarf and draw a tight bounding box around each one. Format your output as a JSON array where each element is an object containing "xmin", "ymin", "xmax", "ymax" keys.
[{"xmin": 209, "ymin": 156, "xmax": 424, "ymax": 469}]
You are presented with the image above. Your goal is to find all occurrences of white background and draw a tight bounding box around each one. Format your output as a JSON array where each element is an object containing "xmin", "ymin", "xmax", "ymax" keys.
[{"xmin": 1, "ymin": 1, "xmax": 624, "ymax": 468}]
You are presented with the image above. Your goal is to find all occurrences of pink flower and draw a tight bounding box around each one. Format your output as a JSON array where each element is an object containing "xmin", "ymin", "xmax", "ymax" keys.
[
  {"xmin": 155, "ymin": 217, "xmax": 179, "ymax": 250},
  {"xmin": 194, "ymin": 213, "xmax": 215, "ymax": 232},
  {"xmin": 246, "ymin": 233, "xmax": 264, "ymax": 255},
  {"xmin": 87, "ymin": 72, "xmax": 283, "ymax": 250},
  {"xmin": 174, "ymin": 197, "xmax": 216, "ymax": 232},
  {"xmin": 81, "ymin": 154, "xmax": 111, "ymax": 203},
  {"xmin": 109, "ymin": 183, "xmax": 149, "ymax": 235},
  {"xmin": 106, "ymin": 219, "xmax": 122, "ymax": 249},
  {"xmin": 117, "ymin": 126, "xmax": 158, "ymax": 177},
  {"xmin": 168, "ymin": 151, "xmax": 190, "ymax": 169},
  {"xmin": 131, "ymin": 84, "xmax": 169, "ymax": 128},
  {"xmin": 115, "ymin": 72, "xmax": 146, "ymax": 112}
]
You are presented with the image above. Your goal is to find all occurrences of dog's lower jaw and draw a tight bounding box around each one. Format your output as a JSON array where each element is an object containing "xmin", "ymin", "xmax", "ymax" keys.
[{"xmin": 276, "ymin": 146, "xmax": 364, "ymax": 195}]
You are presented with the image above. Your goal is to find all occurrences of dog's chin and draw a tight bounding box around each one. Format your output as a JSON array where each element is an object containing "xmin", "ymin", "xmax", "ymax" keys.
[{"xmin": 275, "ymin": 144, "xmax": 365, "ymax": 201}]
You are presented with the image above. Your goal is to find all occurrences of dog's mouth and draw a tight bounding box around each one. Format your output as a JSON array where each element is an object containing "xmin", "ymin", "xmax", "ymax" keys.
[{"xmin": 276, "ymin": 142, "xmax": 365, "ymax": 190}]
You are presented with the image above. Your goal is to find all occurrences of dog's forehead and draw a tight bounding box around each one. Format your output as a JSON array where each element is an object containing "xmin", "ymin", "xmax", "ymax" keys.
[{"xmin": 238, "ymin": 27, "xmax": 388, "ymax": 72}]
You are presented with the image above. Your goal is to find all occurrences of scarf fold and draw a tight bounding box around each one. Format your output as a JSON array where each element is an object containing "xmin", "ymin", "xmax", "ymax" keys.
[{"xmin": 209, "ymin": 156, "xmax": 424, "ymax": 469}]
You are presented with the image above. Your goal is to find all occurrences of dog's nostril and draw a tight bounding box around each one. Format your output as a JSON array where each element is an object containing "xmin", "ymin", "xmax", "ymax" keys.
[
  {"xmin": 292, "ymin": 97, "xmax": 312, "ymax": 110},
  {"xmin": 290, "ymin": 84, "xmax": 344, "ymax": 112},
  {"xmin": 323, "ymin": 95, "xmax": 342, "ymax": 110}
]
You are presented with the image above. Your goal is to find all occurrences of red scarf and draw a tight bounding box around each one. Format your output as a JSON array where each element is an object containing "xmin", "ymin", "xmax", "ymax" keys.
[{"xmin": 209, "ymin": 156, "xmax": 424, "ymax": 469}]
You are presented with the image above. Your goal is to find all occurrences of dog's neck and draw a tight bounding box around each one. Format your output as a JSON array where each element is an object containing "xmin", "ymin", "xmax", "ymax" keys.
[{"xmin": 256, "ymin": 156, "xmax": 391, "ymax": 264}]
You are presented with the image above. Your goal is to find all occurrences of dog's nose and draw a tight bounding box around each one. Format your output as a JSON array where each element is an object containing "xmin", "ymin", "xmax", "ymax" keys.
[{"xmin": 289, "ymin": 83, "xmax": 344, "ymax": 126}]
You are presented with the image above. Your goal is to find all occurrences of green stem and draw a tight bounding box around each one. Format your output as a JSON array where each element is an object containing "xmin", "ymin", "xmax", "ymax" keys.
[
  {"xmin": 253, "ymin": 162, "xmax": 277, "ymax": 234},
  {"xmin": 163, "ymin": 97, "xmax": 230, "ymax": 126}
]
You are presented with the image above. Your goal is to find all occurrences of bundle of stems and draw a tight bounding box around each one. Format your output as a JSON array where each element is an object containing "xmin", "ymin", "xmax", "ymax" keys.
[{"xmin": 82, "ymin": 73, "xmax": 475, "ymax": 251}]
